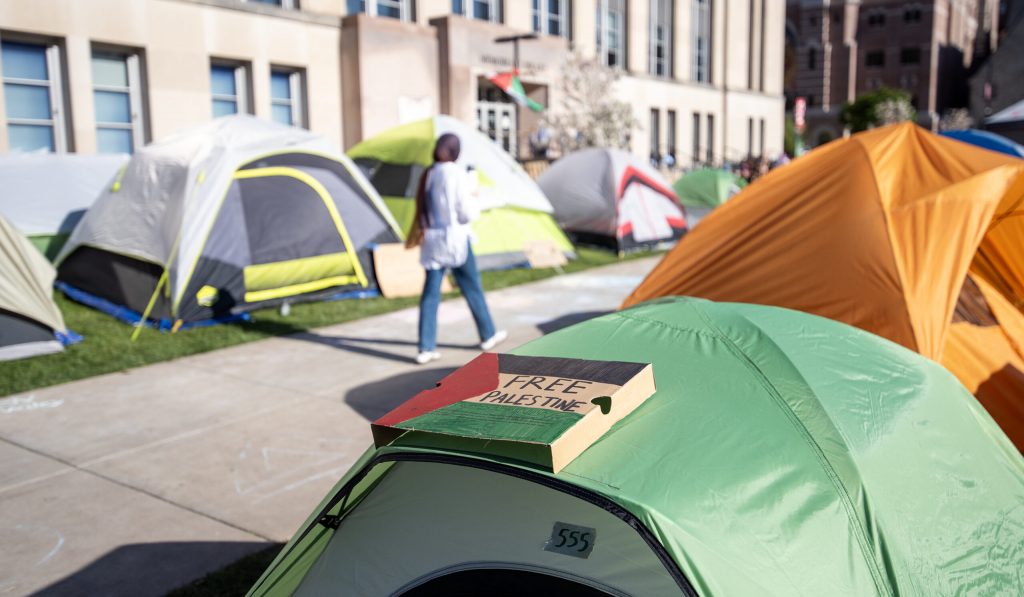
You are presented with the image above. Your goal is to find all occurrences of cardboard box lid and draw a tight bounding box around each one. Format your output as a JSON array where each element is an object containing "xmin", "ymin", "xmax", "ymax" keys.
[{"xmin": 372, "ymin": 353, "xmax": 655, "ymax": 472}]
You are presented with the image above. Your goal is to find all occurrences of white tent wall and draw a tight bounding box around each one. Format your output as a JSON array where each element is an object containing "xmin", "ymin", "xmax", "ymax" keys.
[
  {"xmin": 434, "ymin": 116, "xmax": 553, "ymax": 214},
  {"xmin": 0, "ymin": 153, "xmax": 128, "ymax": 237},
  {"xmin": 293, "ymin": 462, "xmax": 679, "ymax": 595},
  {"xmin": 0, "ymin": 215, "xmax": 66, "ymax": 335},
  {"xmin": 538, "ymin": 149, "xmax": 618, "ymax": 234}
]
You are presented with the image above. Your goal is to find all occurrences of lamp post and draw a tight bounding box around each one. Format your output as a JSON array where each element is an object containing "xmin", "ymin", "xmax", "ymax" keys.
[{"xmin": 494, "ymin": 33, "xmax": 538, "ymax": 73}]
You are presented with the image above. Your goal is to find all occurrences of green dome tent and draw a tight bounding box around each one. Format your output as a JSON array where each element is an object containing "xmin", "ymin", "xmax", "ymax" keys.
[
  {"xmin": 249, "ymin": 298, "xmax": 1024, "ymax": 596},
  {"xmin": 672, "ymin": 169, "xmax": 745, "ymax": 228},
  {"xmin": 348, "ymin": 115, "xmax": 574, "ymax": 270}
]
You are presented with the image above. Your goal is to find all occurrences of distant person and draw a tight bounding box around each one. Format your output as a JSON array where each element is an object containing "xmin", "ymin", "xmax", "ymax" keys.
[
  {"xmin": 407, "ymin": 133, "xmax": 507, "ymax": 365},
  {"xmin": 738, "ymin": 159, "xmax": 754, "ymax": 184}
]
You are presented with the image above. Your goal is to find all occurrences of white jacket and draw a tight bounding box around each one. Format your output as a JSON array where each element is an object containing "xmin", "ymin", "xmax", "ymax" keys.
[{"xmin": 420, "ymin": 162, "xmax": 480, "ymax": 270}]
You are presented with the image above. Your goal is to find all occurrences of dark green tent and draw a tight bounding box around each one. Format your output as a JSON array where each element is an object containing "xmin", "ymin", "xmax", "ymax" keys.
[{"xmin": 249, "ymin": 298, "xmax": 1024, "ymax": 596}]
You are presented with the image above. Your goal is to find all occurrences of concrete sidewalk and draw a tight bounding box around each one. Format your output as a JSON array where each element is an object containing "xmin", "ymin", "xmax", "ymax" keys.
[{"xmin": 0, "ymin": 257, "xmax": 656, "ymax": 596}]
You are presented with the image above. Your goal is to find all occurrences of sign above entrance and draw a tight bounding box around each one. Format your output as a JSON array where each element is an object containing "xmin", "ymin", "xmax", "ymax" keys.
[{"xmin": 480, "ymin": 54, "xmax": 547, "ymax": 73}]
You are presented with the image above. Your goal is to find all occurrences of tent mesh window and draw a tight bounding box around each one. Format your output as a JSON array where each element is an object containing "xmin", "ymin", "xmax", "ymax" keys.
[
  {"xmin": 401, "ymin": 568, "xmax": 612, "ymax": 596},
  {"xmin": 0, "ymin": 309, "xmax": 54, "ymax": 348},
  {"xmin": 57, "ymin": 246, "xmax": 171, "ymax": 319},
  {"xmin": 953, "ymin": 276, "xmax": 999, "ymax": 327}
]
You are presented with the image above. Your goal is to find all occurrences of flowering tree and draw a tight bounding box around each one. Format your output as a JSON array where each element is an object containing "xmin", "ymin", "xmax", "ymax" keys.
[
  {"xmin": 542, "ymin": 51, "xmax": 637, "ymax": 155},
  {"xmin": 939, "ymin": 108, "xmax": 974, "ymax": 131}
]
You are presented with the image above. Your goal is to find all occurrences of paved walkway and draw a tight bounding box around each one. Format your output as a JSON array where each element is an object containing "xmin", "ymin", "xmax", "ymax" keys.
[{"xmin": 0, "ymin": 257, "xmax": 656, "ymax": 596}]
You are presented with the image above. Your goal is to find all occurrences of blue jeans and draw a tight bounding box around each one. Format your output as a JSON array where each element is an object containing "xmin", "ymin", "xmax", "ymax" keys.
[{"xmin": 418, "ymin": 244, "xmax": 496, "ymax": 352}]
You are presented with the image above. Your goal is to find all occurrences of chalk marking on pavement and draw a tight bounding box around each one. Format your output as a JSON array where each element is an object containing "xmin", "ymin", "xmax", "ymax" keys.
[{"xmin": 0, "ymin": 395, "xmax": 64, "ymax": 415}]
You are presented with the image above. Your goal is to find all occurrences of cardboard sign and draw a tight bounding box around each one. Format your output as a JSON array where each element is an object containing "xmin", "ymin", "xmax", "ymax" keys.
[
  {"xmin": 372, "ymin": 243, "xmax": 452, "ymax": 298},
  {"xmin": 523, "ymin": 239, "xmax": 568, "ymax": 269},
  {"xmin": 372, "ymin": 353, "xmax": 655, "ymax": 472}
]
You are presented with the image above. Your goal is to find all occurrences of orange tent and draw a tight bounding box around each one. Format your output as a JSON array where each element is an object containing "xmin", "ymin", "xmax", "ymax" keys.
[{"xmin": 622, "ymin": 123, "xmax": 1024, "ymax": 448}]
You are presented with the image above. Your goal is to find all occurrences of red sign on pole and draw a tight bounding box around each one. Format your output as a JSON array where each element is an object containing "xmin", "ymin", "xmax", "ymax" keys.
[{"xmin": 795, "ymin": 97, "xmax": 807, "ymax": 131}]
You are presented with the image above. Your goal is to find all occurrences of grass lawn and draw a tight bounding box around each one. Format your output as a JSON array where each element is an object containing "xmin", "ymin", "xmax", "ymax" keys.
[{"xmin": 0, "ymin": 248, "xmax": 655, "ymax": 397}]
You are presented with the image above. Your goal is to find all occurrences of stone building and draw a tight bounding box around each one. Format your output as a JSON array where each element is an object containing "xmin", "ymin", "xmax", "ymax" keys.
[
  {"xmin": 785, "ymin": 0, "xmax": 999, "ymax": 146},
  {"xmin": 0, "ymin": 0, "xmax": 786, "ymax": 165}
]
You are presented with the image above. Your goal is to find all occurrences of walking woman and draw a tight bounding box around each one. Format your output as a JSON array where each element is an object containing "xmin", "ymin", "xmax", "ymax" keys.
[{"xmin": 409, "ymin": 133, "xmax": 506, "ymax": 364}]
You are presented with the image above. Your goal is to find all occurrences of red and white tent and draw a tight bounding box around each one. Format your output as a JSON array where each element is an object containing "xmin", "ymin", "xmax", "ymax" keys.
[{"xmin": 539, "ymin": 148, "xmax": 686, "ymax": 251}]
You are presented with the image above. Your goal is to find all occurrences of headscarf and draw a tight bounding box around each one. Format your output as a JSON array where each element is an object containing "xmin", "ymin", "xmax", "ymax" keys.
[{"xmin": 407, "ymin": 133, "xmax": 461, "ymax": 247}]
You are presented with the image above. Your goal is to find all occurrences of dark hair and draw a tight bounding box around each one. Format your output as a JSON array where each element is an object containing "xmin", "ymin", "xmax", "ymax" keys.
[{"xmin": 414, "ymin": 133, "xmax": 461, "ymax": 229}]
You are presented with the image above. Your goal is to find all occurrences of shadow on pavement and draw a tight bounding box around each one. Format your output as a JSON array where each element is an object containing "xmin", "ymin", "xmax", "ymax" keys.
[
  {"xmin": 30, "ymin": 540, "xmax": 269, "ymax": 597},
  {"xmin": 536, "ymin": 311, "xmax": 612, "ymax": 335},
  {"xmin": 345, "ymin": 366, "xmax": 457, "ymax": 421},
  {"xmin": 282, "ymin": 332, "xmax": 478, "ymax": 364}
]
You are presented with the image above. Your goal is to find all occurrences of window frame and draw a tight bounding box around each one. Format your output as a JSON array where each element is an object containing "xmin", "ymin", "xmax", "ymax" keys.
[
  {"xmin": 455, "ymin": 0, "xmax": 503, "ymax": 24},
  {"xmin": 210, "ymin": 59, "xmax": 253, "ymax": 117},
  {"xmin": 865, "ymin": 50, "xmax": 885, "ymax": 68},
  {"xmin": 692, "ymin": 0, "xmax": 712, "ymax": 84},
  {"xmin": 899, "ymin": 47, "xmax": 921, "ymax": 65},
  {"xmin": 350, "ymin": 0, "xmax": 414, "ymax": 21},
  {"xmin": 596, "ymin": 0, "xmax": 627, "ymax": 69},
  {"xmin": 270, "ymin": 66, "xmax": 306, "ymax": 128},
  {"xmin": 666, "ymin": 108, "xmax": 676, "ymax": 163},
  {"xmin": 91, "ymin": 46, "xmax": 147, "ymax": 154},
  {"xmin": 532, "ymin": 0, "xmax": 570, "ymax": 39},
  {"xmin": 705, "ymin": 113, "xmax": 714, "ymax": 164},
  {"xmin": 648, "ymin": 0, "xmax": 673, "ymax": 78},
  {"xmin": 649, "ymin": 108, "xmax": 661, "ymax": 163},
  {"xmin": 245, "ymin": 0, "xmax": 298, "ymax": 8},
  {"xmin": 691, "ymin": 111, "xmax": 700, "ymax": 167},
  {"xmin": 1, "ymin": 36, "xmax": 70, "ymax": 153}
]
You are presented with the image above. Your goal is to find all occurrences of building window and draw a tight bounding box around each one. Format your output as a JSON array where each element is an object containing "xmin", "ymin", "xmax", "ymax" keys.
[
  {"xmin": 867, "ymin": 12, "xmax": 886, "ymax": 27},
  {"xmin": 666, "ymin": 109, "xmax": 676, "ymax": 165},
  {"xmin": 91, "ymin": 49, "xmax": 145, "ymax": 154},
  {"xmin": 532, "ymin": 0, "xmax": 568, "ymax": 38},
  {"xmin": 649, "ymin": 0, "xmax": 672, "ymax": 77},
  {"xmin": 649, "ymin": 108, "xmax": 660, "ymax": 165},
  {"xmin": 706, "ymin": 114, "xmax": 714, "ymax": 164},
  {"xmin": 270, "ymin": 67, "xmax": 304, "ymax": 127},
  {"xmin": 900, "ymin": 47, "xmax": 921, "ymax": 65},
  {"xmin": 759, "ymin": 117, "xmax": 765, "ymax": 157},
  {"xmin": 210, "ymin": 61, "xmax": 251, "ymax": 117},
  {"xmin": 2, "ymin": 40, "xmax": 68, "ymax": 152},
  {"xmin": 596, "ymin": 0, "xmax": 626, "ymax": 68},
  {"xmin": 246, "ymin": 0, "xmax": 298, "ymax": 8},
  {"xmin": 691, "ymin": 112, "xmax": 701, "ymax": 167},
  {"xmin": 807, "ymin": 47, "xmax": 817, "ymax": 70},
  {"xmin": 692, "ymin": 0, "xmax": 712, "ymax": 83},
  {"xmin": 348, "ymin": 0, "xmax": 413, "ymax": 21},
  {"xmin": 904, "ymin": 8, "xmax": 922, "ymax": 23},
  {"xmin": 865, "ymin": 50, "xmax": 885, "ymax": 67},
  {"xmin": 747, "ymin": 117, "xmax": 753, "ymax": 156},
  {"xmin": 457, "ymin": 0, "xmax": 503, "ymax": 23}
]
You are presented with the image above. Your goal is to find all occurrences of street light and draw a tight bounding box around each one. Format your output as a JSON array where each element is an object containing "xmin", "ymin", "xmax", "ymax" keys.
[{"xmin": 494, "ymin": 33, "xmax": 538, "ymax": 72}]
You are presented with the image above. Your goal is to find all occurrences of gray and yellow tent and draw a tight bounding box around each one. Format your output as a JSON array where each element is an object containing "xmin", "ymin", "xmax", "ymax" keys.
[
  {"xmin": 56, "ymin": 116, "xmax": 401, "ymax": 328},
  {"xmin": 0, "ymin": 214, "xmax": 72, "ymax": 360},
  {"xmin": 249, "ymin": 298, "xmax": 1024, "ymax": 596},
  {"xmin": 348, "ymin": 115, "xmax": 573, "ymax": 270}
]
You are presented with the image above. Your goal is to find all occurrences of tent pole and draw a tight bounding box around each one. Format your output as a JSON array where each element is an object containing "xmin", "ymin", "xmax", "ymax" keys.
[{"xmin": 131, "ymin": 269, "xmax": 168, "ymax": 342}]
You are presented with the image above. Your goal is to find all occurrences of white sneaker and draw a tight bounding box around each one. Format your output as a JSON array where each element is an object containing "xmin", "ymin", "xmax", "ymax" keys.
[
  {"xmin": 480, "ymin": 330, "xmax": 508, "ymax": 351},
  {"xmin": 415, "ymin": 351, "xmax": 441, "ymax": 365}
]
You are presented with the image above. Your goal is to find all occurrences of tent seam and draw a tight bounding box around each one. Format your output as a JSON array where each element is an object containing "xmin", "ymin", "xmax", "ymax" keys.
[
  {"xmin": 614, "ymin": 308, "xmax": 893, "ymax": 596},
  {"xmin": 851, "ymin": 135, "xmax": 920, "ymax": 355}
]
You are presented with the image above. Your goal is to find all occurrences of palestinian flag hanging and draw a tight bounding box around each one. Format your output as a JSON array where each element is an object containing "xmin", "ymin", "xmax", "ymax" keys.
[{"xmin": 488, "ymin": 70, "xmax": 545, "ymax": 112}]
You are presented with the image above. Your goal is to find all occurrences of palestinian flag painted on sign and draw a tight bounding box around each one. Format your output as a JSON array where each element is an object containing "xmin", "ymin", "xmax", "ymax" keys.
[
  {"xmin": 371, "ymin": 353, "xmax": 654, "ymax": 471},
  {"xmin": 488, "ymin": 70, "xmax": 545, "ymax": 112}
]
